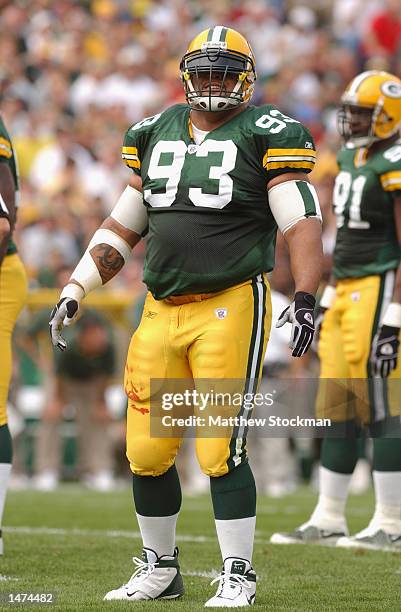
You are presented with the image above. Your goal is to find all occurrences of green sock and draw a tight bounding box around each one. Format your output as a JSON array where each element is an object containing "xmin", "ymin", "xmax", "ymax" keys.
[
  {"xmin": 132, "ymin": 464, "xmax": 182, "ymax": 516},
  {"xmin": 0, "ymin": 424, "xmax": 12, "ymax": 464},
  {"xmin": 210, "ymin": 461, "xmax": 256, "ymax": 520},
  {"xmin": 373, "ymin": 438, "xmax": 401, "ymax": 471},
  {"xmin": 321, "ymin": 435, "xmax": 358, "ymax": 475}
]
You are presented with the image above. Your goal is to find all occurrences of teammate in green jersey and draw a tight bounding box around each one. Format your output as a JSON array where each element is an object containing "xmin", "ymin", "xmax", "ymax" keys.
[
  {"xmin": 50, "ymin": 26, "xmax": 323, "ymax": 606},
  {"xmin": 0, "ymin": 115, "xmax": 28, "ymax": 555},
  {"xmin": 271, "ymin": 71, "xmax": 401, "ymax": 552}
]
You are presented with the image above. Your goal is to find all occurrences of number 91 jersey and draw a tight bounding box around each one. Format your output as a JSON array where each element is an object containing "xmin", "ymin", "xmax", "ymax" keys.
[
  {"xmin": 333, "ymin": 142, "xmax": 401, "ymax": 279},
  {"xmin": 122, "ymin": 103, "xmax": 316, "ymax": 299}
]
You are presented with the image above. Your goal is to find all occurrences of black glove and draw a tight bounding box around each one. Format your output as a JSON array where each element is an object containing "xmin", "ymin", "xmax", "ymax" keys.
[
  {"xmin": 276, "ymin": 291, "xmax": 316, "ymax": 357},
  {"xmin": 49, "ymin": 297, "xmax": 79, "ymax": 351},
  {"xmin": 371, "ymin": 324, "xmax": 400, "ymax": 377},
  {"xmin": 312, "ymin": 306, "xmax": 327, "ymax": 352}
]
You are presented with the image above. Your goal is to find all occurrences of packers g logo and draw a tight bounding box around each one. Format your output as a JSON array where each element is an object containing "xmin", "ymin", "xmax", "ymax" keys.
[{"xmin": 381, "ymin": 81, "xmax": 401, "ymax": 99}]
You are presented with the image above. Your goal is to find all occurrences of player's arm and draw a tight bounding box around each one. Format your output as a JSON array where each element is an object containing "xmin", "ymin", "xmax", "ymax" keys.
[
  {"xmin": 372, "ymin": 195, "xmax": 401, "ymax": 376},
  {"xmin": 267, "ymin": 171, "xmax": 323, "ymax": 357},
  {"xmin": 0, "ymin": 163, "xmax": 15, "ymax": 265},
  {"xmin": 49, "ymin": 175, "xmax": 147, "ymax": 351}
]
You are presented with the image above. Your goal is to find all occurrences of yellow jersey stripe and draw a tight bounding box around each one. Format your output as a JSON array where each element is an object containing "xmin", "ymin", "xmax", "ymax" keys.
[
  {"xmin": 380, "ymin": 171, "xmax": 401, "ymax": 191},
  {"xmin": 264, "ymin": 160, "xmax": 315, "ymax": 171},
  {"xmin": 263, "ymin": 148, "xmax": 316, "ymax": 167},
  {"xmin": 123, "ymin": 158, "xmax": 141, "ymax": 169},
  {"xmin": 265, "ymin": 147, "xmax": 316, "ymax": 157},
  {"xmin": 0, "ymin": 137, "xmax": 12, "ymax": 158},
  {"xmin": 122, "ymin": 146, "xmax": 138, "ymax": 155}
]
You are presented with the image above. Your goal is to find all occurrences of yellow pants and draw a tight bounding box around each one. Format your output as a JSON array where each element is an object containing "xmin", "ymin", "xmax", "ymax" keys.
[
  {"xmin": 125, "ymin": 275, "xmax": 272, "ymax": 477},
  {"xmin": 0, "ymin": 254, "xmax": 28, "ymax": 426},
  {"xmin": 316, "ymin": 271, "xmax": 401, "ymax": 426}
]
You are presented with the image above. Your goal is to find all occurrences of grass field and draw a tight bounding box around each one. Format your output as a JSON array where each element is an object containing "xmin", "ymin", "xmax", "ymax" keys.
[{"xmin": 1, "ymin": 486, "xmax": 400, "ymax": 611}]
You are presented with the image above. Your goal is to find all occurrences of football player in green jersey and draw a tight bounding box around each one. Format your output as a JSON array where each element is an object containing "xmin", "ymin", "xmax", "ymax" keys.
[
  {"xmin": 0, "ymin": 116, "xmax": 28, "ymax": 555},
  {"xmin": 50, "ymin": 26, "xmax": 323, "ymax": 606},
  {"xmin": 271, "ymin": 71, "xmax": 401, "ymax": 552}
]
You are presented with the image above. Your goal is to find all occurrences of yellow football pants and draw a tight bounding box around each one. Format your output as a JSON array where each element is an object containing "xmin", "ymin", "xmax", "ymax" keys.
[
  {"xmin": 317, "ymin": 271, "xmax": 401, "ymax": 425},
  {"xmin": 125, "ymin": 275, "xmax": 271, "ymax": 477},
  {"xmin": 0, "ymin": 254, "xmax": 28, "ymax": 426}
]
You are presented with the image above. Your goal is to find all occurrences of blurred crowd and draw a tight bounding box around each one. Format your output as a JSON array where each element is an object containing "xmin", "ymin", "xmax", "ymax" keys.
[
  {"xmin": 2, "ymin": 0, "xmax": 400, "ymax": 490},
  {"xmin": 2, "ymin": 0, "xmax": 401, "ymax": 290}
]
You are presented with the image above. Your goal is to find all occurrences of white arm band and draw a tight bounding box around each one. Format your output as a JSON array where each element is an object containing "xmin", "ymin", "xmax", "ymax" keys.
[
  {"xmin": 319, "ymin": 285, "xmax": 336, "ymax": 309},
  {"xmin": 110, "ymin": 186, "xmax": 148, "ymax": 234},
  {"xmin": 382, "ymin": 302, "xmax": 401, "ymax": 327},
  {"xmin": 268, "ymin": 180, "xmax": 322, "ymax": 234},
  {"xmin": 64, "ymin": 228, "xmax": 132, "ymax": 297}
]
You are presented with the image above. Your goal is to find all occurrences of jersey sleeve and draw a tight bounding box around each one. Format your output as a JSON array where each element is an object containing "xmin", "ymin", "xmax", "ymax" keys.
[
  {"xmin": 378, "ymin": 145, "xmax": 401, "ymax": 197},
  {"xmin": 122, "ymin": 126, "xmax": 142, "ymax": 176},
  {"xmin": 0, "ymin": 118, "xmax": 13, "ymax": 163},
  {"xmin": 252, "ymin": 107, "xmax": 316, "ymax": 183}
]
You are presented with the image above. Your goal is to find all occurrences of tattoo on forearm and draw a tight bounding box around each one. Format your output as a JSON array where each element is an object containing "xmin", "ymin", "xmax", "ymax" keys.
[{"xmin": 91, "ymin": 244, "xmax": 124, "ymax": 284}]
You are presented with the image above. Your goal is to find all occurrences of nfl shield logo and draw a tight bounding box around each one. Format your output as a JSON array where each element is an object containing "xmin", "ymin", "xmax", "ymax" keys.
[{"xmin": 215, "ymin": 308, "xmax": 228, "ymax": 320}]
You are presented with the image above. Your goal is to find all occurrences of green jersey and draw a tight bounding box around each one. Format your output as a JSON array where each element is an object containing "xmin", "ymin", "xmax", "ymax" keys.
[
  {"xmin": 0, "ymin": 115, "xmax": 19, "ymax": 256},
  {"xmin": 122, "ymin": 103, "xmax": 316, "ymax": 299},
  {"xmin": 333, "ymin": 142, "xmax": 401, "ymax": 279}
]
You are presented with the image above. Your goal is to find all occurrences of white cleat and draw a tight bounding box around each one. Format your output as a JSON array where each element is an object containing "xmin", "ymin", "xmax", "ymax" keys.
[
  {"xmin": 337, "ymin": 525, "xmax": 401, "ymax": 552},
  {"xmin": 103, "ymin": 547, "xmax": 184, "ymax": 601},
  {"xmin": 270, "ymin": 522, "xmax": 348, "ymax": 546},
  {"xmin": 33, "ymin": 470, "xmax": 59, "ymax": 491},
  {"xmin": 204, "ymin": 558, "xmax": 256, "ymax": 607}
]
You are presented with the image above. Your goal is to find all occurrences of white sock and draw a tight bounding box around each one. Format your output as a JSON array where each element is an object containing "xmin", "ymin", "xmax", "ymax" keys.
[
  {"xmin": 370, "ymin": 471, "xmax": 401, "ymax": 533},
  {"xmin": 136, "ymin": 512, "xmax": 179, "ymax": 557},
  {"xmin": 309, "ymin": 466, "xmax": 351, "ymax": 529},
  {"xmin": 215, "ymin": 516, "xmax": 256, "ymax": 563},
  {"xmin": 0, "ymin": 463, "xmax": 12, "ymax": 526}
]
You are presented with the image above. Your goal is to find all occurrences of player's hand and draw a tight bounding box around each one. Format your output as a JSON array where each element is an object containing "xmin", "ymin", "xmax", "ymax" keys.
[
  {"xmin": 371, "ymin": 325, "xmax": 400, "ymax": 377},
  {"xmin": 49, "ymin": 297, "xmax": 79, "ymax": 351},
  {"xmin": 276, "ymin": 291, "xmax": 316, "ymax": 357},
  {"xmin": 311, "ymin": 306, "xmax": 327, "ymax": 352}
]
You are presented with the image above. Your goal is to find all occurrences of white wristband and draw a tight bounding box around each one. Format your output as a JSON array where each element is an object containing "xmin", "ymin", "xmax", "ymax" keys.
[
  {"xmin": 319, "ymin": 285, "xmax": 336, "ymax": 309},
  {"xmin": 67, "ymin": 228, "xmax": 132, "ymax": 296},
  {"xmin": 60, "ymin": 283, "xmax": 85, "ymax": 302},
  {"xmin": 87, "ymin": 228, "xmax": 132, "ymax": 262},
  {"xmin": 382, "ymin": 302, "xmax": 401, "ymax": 327}
]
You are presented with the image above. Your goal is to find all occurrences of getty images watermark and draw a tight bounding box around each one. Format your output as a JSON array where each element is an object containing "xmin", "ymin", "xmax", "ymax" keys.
[
  {"xmin": 160, "ymin": 389, "xmax": 331, "ymax": 429},
  {"xmin": 148, "ymin": 378, "xmax": 401, "ymax": 438}
]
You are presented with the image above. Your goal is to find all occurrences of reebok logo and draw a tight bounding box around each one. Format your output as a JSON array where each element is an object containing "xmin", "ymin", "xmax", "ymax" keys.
[
  {"xmin": 380, "ymin": 343, "xmax": 393, "ymax": 355},
  {"xmin": 215, "ymin": 308, "xmax": 228, "ymax": 320},
  {"xmin": 304, "ymin": 312, "xmax": 313, "ymax": 325}
]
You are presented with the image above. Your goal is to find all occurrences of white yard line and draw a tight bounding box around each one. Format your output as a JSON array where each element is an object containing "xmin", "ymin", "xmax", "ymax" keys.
[{"xmin": 3, "ymin": 525, "xmax": 264, "ymax": 545}]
